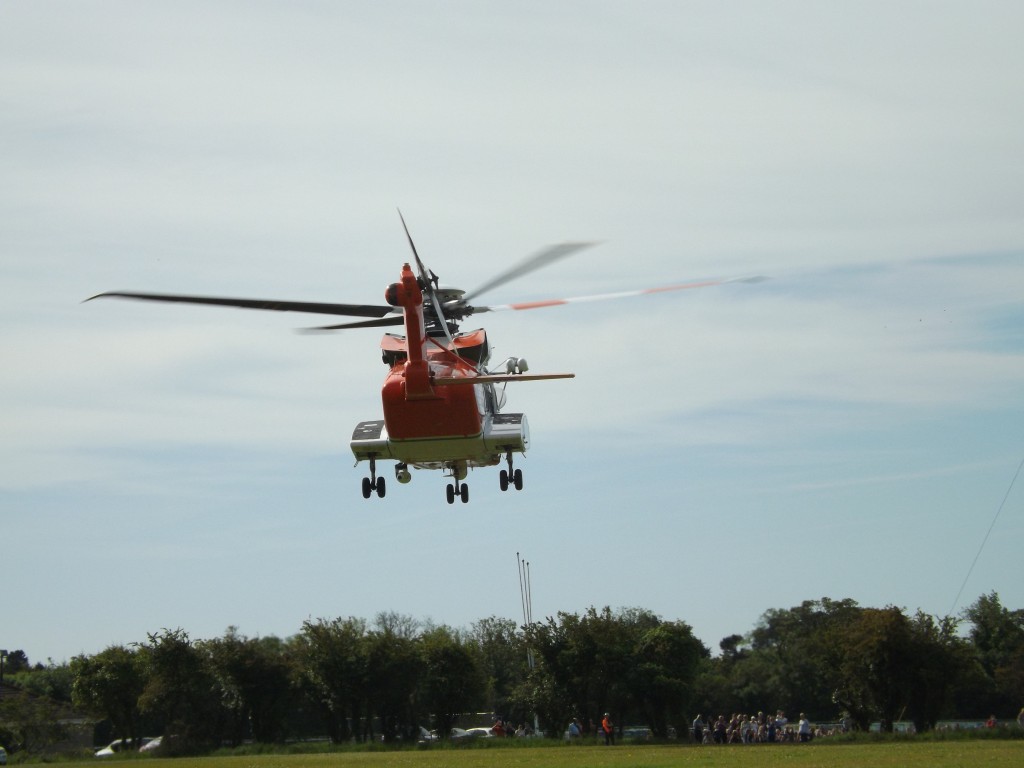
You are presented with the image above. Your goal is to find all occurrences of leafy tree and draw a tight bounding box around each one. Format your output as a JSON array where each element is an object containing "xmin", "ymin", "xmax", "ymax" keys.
[
  {"xmin": 690, "ymin": 655, "xmax": 732, "ymax": 723},
  {"xmin": 138, "ymin": 628, "xmax": 221, "ymax": 754},
  {"xmin": 10, "ymin": 662, "xmax": 74, "ymax": 705},
  {"xmin": 365, "ymin": 613, "xmax": 423, "ymax": 741},
  {"xmin": 510, "ymin": 663, "xmax": 573, "ymax": 737},
  {"xmin": 470, "ymin": 616, "xmax": 529, "ymax": 717},
  {"xmin": 749, "ymin": 597, "xmax": 863, "ymax": 720},
  {"xmin": 718, "ymin": 634, "xmax": 747, "ymax": 662},
  {"xmin": 71, "ymin": 646, "xmax": 148, "ymax": 747},
  {"xmin": 963, "ymin": 591, "xmax": 1024, "ymax": 713},
  {"xmin": 203, "ymin": 629, "xmax": 295, "ymax": 744},
  {"xmin": 0, "ymin": 689, "xmax": 68, "ymax": 755},
  {"xmin": 629, "ymin": 621, "xmax": 708, "ymax": 737},
  {"xmin": 965, "ymin": 592, "xmax": 1024, "ymax": 674},
  {"xmin": 828, "ymin": 606, "xmax": 971, "ymax": 732},
  {"xmin": 22, "ymin": 593, "xmax": 1023, "ymax": 757},
  {"xmin": 525, "ymin": 610, "xmax": 596, "ymax": 731},
  {"xmin": 419, "ymin": 626, "xmax": 485, "ymax": 737},
  {"xmin": 525, "ymin": 607, "xmax": 706, "ymax": 737},
  {"xmin": 903, "ymin": 611, "xmax": 973, "ymax": 731},
  {"xmin": 296, "ymin": 617, "xmax": 369, "ymax": 742},
  {"xmin": 830, "ymin": 607, "xmax": 912, "ymax": 731},
  {"xmin": 2, "ymin": 651, "xmax": 30, "ymax": 675}
]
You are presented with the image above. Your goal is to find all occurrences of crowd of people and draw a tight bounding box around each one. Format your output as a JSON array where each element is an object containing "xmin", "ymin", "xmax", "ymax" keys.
[
  {"xmin": 559, "ymin": 706, "xmax": 1024, "ymax": 744},
  {"xmin": 489, "ymin": 719, "xmax": 536, "ymax": 738},
  {"xmin": 691, "ymin": 711, "xmax": 822, "ymax": 744},
  {"xmin": 560, "ymin": 710, "xmax": 831, "ymax": 744}
]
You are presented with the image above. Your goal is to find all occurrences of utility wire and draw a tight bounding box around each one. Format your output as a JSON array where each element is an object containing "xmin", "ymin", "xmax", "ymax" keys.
[{"xmin": 948, "ymin": 454, "xmax": 1024, "ymax": 618}]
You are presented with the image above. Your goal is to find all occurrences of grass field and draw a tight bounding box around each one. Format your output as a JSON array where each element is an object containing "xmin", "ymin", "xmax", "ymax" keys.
[{"xmin": 48, "ymin": 740, "xmax": 1024, "ymax": 768}]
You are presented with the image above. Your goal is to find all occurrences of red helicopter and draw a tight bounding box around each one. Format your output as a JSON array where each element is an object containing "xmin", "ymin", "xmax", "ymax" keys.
[{"xmin": 89, "ymin": 214, "xmax": 763, "ymax": 503}]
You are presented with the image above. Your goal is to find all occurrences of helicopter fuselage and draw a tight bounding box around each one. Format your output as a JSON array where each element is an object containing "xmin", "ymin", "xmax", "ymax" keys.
[{"xmin": 350, "ymin": 264, "xmax": 530, "ymax": 492}]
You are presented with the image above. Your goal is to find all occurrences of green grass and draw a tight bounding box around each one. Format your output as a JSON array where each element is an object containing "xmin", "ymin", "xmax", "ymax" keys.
[{"xmin": 34, "ymin": 740, "xmax": 1024, "ymax": 768}]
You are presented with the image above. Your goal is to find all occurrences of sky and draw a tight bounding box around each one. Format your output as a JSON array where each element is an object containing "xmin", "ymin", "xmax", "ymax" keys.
[{"xmin": 2, "ymin": 1, "xmax": 1023, "ymax": 665}]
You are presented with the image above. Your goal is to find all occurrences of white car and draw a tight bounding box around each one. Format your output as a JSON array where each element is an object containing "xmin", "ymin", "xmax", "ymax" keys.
[
  {"xmin": 95, "ymin": 738, "xmax": 154, "ymax": 757},
  {"xmin": 450, "ymin": 726, "xmax": 497, "ymax": 739}
]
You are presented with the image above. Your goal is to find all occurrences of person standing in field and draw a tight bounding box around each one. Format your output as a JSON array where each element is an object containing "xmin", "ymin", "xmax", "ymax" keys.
[
  {"xmin": 692, "ymin": 713, "xmax": 705, "ymax": 744},
  {"xmin": 601, "ymin": 713, "xmax": 614, "ymax": 745},
  {"xmin": 713, "ymin": 715, "xmax": 727, "ymax": 744},
  {"xmin": 798, "ymin": 714, "xmax": 812, "ymax": 742}
]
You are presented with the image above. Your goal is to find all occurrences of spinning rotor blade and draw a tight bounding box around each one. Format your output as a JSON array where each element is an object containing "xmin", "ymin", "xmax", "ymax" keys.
[
  {"xmin": 472, "ymin": 275, "xmax": 769, "ymax": 313},
  {"xmin": 461, "ymin": 242, "xmax": 597, "ymax": 304},
  {"xmin": 302, "ymin": 316, "xmax": 405, "ymax": 332},
  {"xmin": 397, "ymin": 209, "xmax": 431, "ymax": 284},
  {"xmin": 86, "ymin": 291, "xmax": 393, "ymax": 318},
  {"xmin": 397, "ymin": 209, "xmax": 456, "ymax": 345}
]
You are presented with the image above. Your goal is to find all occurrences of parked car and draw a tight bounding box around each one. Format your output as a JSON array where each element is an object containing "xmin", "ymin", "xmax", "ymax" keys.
[
  {"xmin": 95, "ymin": 738, "xmax": 154, "ymax": 757},
  {"xmin": 139, "ymin": 737, "xmax": 162, "ymax": 753},
  {"xmin": 0, "ymin": 745, "xmax": 8, "ymax": 765},
  {"xmin": 450, "ymin": 726, "xmax": 496, "ymax": 739},
  {"xmin": 621, "ymin": 726, "xmax": 652, "ymax": 740}
]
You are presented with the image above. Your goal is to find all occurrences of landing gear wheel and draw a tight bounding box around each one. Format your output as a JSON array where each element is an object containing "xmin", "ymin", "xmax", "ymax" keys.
[
  {"xmin": 446, "ymin": 484, "xmax": 455, "ymax": 505},
  {"xmin": 503, "ymin": 451, "xmax": 524, "ymax": 492},
  {"xmin": 362, "ymin": 458, "xmax": 384, "ymax": 500},
  {"xmin": 460, "ymin": 484, "xmax": 469, "ymax": 503}
]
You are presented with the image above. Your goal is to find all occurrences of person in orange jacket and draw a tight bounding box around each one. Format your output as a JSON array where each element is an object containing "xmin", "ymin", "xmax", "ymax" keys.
[{"xmin": 601, "ymin": 713, "xmax": 614, "ymax": 745}]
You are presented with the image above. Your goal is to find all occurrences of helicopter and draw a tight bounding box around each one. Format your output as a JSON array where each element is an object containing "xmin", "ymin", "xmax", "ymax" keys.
[{"xmin": 88, "ymin": 214, "xmax": 764, "ymax": 503}]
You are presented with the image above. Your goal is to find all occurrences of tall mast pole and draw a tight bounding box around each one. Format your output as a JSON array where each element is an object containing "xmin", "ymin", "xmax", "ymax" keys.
[
  {"xmin": 517, "ymin": 552, "xmax": 529, "ymax": 629},
  {"xmin": 517, "ymin": 552, "xmax": 538, "ymax": 734}
]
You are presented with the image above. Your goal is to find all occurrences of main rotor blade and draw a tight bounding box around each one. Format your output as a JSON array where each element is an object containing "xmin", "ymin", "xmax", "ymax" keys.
[
  {"xmin": 397, "ymin": 209, "xmax": 456, "ymax": 346},
  {"xmin": 302, "ymin": 316, "xmax": 405, "ymax": 332},
  {"xmin": 86, "ymin": 291, "xmax": 393, "ymax": 318},
  {"xmin": 462, "ymin": 242, "xmax": 598, "ymax": 304},
  {"xmin": 397, "ymin": 209, "xmax": 430, "ymax": 285},
  {"xmin": 469, "ymin": 275, "xmax": 769, "ymax": 313}
]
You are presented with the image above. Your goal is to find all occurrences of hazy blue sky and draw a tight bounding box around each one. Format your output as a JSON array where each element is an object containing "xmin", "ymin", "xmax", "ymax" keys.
[{"xmin": 3, "ymin": 1, "xmax": 1022, "ymax": 664}]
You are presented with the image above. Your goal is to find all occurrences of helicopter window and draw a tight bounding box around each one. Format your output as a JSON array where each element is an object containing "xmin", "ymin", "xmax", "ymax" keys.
[
  {"xmin": 382, "ymin": 349, "xmax": 407, "ymax": 367},
  {"xmin": 489, "ymin": 382, "xmax": 507, "ymax": 411},
  {"xmin": 477, "ymin": 383, "xmax": 491, "ymax": 415}
]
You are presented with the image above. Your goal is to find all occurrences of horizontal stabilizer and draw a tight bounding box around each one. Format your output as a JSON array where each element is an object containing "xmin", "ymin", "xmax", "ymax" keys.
[{"xmin": 432, "ymin": 373, "xmax": 575, "ymax": 385}]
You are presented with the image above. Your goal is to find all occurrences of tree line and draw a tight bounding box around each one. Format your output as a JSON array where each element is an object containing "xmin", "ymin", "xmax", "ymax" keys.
[{"xmin": 1, "ymin": 592, "xmax": 1021, "ymax": 755}]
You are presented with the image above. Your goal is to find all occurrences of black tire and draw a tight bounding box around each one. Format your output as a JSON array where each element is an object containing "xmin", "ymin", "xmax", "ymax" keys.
[
  {"xmin": 499, "ymin": 469, "xmax": 509, "ymax": 491},
  {"xmin": 362, "ymin": 477, "xmax": 372, "ymax": 499},
  {"xmin": 446, "ymin": 484, "xmax": 455, "ymax": 504},
  {"xmin": 460, "ymin": 484, "xmax": 469, "ymax": 503},
  {"xmin": 513, "ymin": 468, "xmax": 523, "ymax": 491},
  {"xmin": 375, "ymin": 477, "xmax": 386, "ymax": 498}
]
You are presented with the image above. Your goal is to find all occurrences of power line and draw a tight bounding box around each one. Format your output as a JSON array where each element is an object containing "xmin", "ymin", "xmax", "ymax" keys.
[{"xmin": 948, "ymin": 454, "xmax": 1024, "ymax": 618}]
